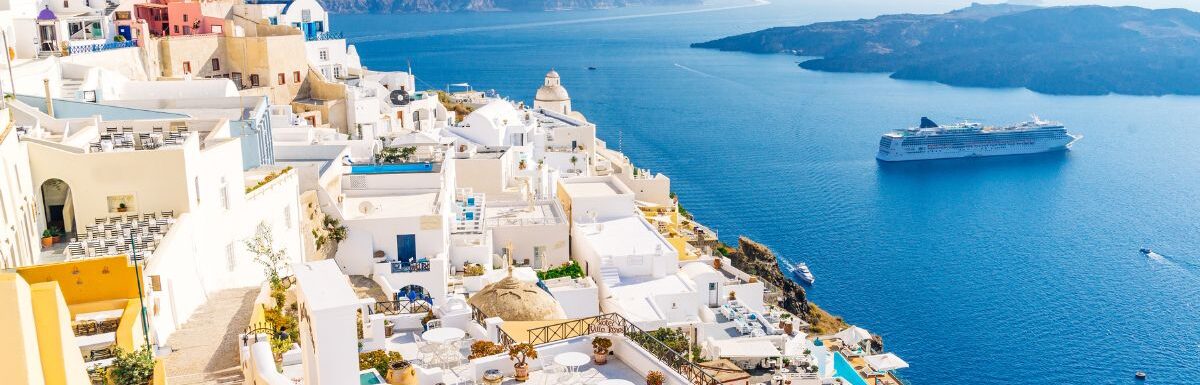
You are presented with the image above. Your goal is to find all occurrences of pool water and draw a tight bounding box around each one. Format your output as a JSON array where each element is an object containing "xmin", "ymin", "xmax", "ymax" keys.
[
  {"xmin": 350, "ymin": 163, "xmax": 434, "ymax": 174},
  {"xmin": 360, "ymin": 370, "xmax": 384, "ymax": 385},
  {"xmin": 832, "ymin": 352, "xmax": 869, "ymax": 385}
]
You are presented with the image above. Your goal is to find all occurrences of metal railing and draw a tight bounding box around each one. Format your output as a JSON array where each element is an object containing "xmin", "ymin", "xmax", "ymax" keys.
[
  {"xmin": 307, "ymin": 31, "xmax": 343, "ymax": 41},
  {"xmin": 390, "ymin": 260, "xmax": 431, "ymax": 273},
  {"xmin": 521, "ymin": 313, "xmax": 722, "ymax": 385},
  {"xmin": 372, "ymin": 299, "xmax": 432, "ymax": 315}
]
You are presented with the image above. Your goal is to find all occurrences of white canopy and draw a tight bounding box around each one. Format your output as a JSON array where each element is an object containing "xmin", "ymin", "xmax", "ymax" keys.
[
  {"xmin": 865, "ymin": 353, "xmax": 909, "ymax": 372},
  {"xmin": 711, "ymin": 339, "xmax": 783, "ymax": 358},
  {"xmin": 834, "ymin": 326, "xmax": 872, "ymax": 346}
]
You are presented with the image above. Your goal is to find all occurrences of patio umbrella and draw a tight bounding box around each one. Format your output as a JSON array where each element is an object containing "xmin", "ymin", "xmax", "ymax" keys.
[
  {"xmin": 834, "ymin": 326, "xmax": 872, "ymax": 347},
  {"xmin": 865, "ymin": 353, "xmax": 909, "ymax": 372}
]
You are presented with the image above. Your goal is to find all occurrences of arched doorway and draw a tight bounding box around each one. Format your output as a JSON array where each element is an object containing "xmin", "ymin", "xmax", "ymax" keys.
[
  {"xmin": 395, "ymin": 284, "xmax": 429, "ymax": 303},
  {"xmin": 40, "ymin": 178, "xmax": 75, "ymax": 237}
]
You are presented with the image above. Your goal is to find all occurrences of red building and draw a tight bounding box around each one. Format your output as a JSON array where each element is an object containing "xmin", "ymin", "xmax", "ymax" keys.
[{"xmin": 134, "ymin": 0, "xmax": 225, "ymax": 37}]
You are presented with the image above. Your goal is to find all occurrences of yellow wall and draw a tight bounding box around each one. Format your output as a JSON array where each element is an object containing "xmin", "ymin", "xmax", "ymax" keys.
[
  {"xmin": 116, "ymin": 298, "xmax": 147, "ymax": 352},
  {"xmin": 30, "ymin": 281, "xmax": 91, "ymax": 385},
  {"xmin": 0, "ymin": 273, "xmax": 47, "ymax": 385},
  {"xmin": 17, "ymin": 255, "xmax": 141, "ymax": 305}
]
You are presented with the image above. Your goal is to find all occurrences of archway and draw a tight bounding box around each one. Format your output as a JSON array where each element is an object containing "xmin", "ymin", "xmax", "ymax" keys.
[
  {"xmin": 40, "ymin": 178, "xmax": 76, "ymax": 238},
  {"xmin": 395, "ymin": 284, "xmax": 430, "ymax": 304}
]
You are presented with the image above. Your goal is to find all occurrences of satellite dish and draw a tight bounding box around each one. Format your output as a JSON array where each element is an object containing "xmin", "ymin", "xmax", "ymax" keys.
[
  {"xmin": 359, "ymin": 201, "xmax": 376, "ymax": 214},
  {"xmin": 389, "ymin": 89, "xmax": 410, "ymax": 106}
]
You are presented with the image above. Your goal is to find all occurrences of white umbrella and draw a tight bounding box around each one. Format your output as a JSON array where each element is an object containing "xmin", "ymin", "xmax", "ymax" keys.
[
  {"xmin": 865, "ymin": 353, "xmax": 909, "ymax": 372},
  {"xmin": 834, "ymin": 326, "xmax": 872, "ymax": 347}
]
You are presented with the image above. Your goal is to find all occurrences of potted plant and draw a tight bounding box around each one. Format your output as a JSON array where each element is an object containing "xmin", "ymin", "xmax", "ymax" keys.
[
  {"xmin": 591, "ymin": 336, "xmax": 612, "ymax": 365},
  {"xmin": 41, "ymin": 228, "xmax": 54, "ymax": 247},
  {"xmin": 108, "ymin": 346, "xmax": 155, "ymax": 385},
  {"xmin": 518, "ymin": 159, "xmax": 527, "ymax": 170},
  {"xmin": 646, "ymin": 370, "xmax": 665, "ymax": 385},
  {"xmin": 384, "ymin": 319, "xmax": 395, "ymax": 338},
  {"xmin": 374, "ymin": 250, "xmax": 387, "ymax": 262},
  {"xmin": 469, "ymin": 341, "xmax": 504, "ymax": 360},
  {"xmin": 117, "ymin": 202, "xmax": 128, "ymax": 212},
  {"xmin": 728, "ymin": 291, "xmax": 737, "ymax": 301},
  {"xmin": 780, "ymin": 313, "xmax": 795, "ymax": 335},
  {"xmin": 712, "ymin": 258, "xmax": 722, "ymax": 269},
  {"xmin": 463, "ymin": 263, "xmax": 486, "ymax": 292},
  {"xmin": 508, "ymin": 343, "xmax": 538, "ymax": 382},
  {"xmin": 51, "ymin": 227, "xmax": 63, "ymax": 243},
  {"xmin": 386, "ymin": 359, "xmax": 416, "ymax": 385}
]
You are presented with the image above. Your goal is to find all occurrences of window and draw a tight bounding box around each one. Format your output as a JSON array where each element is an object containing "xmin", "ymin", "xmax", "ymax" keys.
[
  {"xmin": 278, "ymin": 73, "xmax": 286, "ymax": 85},
  {"xmin": 301, "ymin": 10, "xmax": 312, "ymax": 22},
  {"xmin": 182, "ymin": 14, "xmax": 188, "ymax": 22},
  {"xmin": 293, "ymin": 71, "xmax": 300, "ymax": 83},
  {"xmin": 268, "ymin": 16, "xmax": 278, "ymax": 25},
  {"xmin": 211, "ymin": 58, "xmax": 219, "ymax": 71},
  {"xmin": 182, "ymin": 61, "xmax": 191, "ymax": 74},
  {"xmin": 174, "ymin": 25, "xmax": 180, "ymax": 34},
  {"xmin": 63, "ymin": 0, "xmax": 68, "ymax": 7},
  {"xmin": 318, "ymin": 48, "xmax": 328, "ymax": 61},
  {"xmin": 250, "ymin": 74, "xmax": 260, "ymax": 87},
  {"xmin": 225, "ymin": 243, "xmax": 236, "ymax": 271},
  {"xmin": 333, "ymin": 66, "xmax": 341, "ymax": 79}
]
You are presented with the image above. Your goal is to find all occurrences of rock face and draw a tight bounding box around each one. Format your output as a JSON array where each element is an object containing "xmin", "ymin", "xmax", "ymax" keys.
[
  {"xmin": 319, "ymin": 0, "xmax": 700, "ymax": 13},
  {"xmin": 728, "ymin": 236, "xmax": 812, "ymax": 323},
  {"xmin": 692, "ymin": 4, "xmax": 1200, "ymax": 96}
]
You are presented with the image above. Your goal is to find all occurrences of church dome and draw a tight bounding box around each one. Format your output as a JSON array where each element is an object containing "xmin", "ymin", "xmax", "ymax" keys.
[
  {"xmin": 535, "ymin": 70, "xmax": 570, "ymax": 102},
  {"xmin": 467, "ymin": 275, "xmax": 567, "ymax": 322}
]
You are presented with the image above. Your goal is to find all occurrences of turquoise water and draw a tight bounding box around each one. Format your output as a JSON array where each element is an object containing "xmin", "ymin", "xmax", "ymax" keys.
[
  {"xmin": 351, "ymin": 163, "xmax": 435, "ymax": 174},
  {"xmin": 832, "ymin": 353, "xmax": 870, "ymax": 385},
  {"xmin": 360, "ymin": 370, "xmax": 384, "ymax": 385},
  {"xmin": 336, "ymin": 1, "xmax": 1200, "ymax": 383}
]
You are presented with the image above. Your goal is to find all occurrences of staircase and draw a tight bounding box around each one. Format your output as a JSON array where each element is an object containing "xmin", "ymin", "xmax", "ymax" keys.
[
  {"xmin": 599, "ymin": 258, "xmax": 621, "ymax": 287},
  {"xmin": 59, "ymin": 78, "xmax": 83, "ymax": 98},
  {"xmin": 104, "ymin": 0, "xmax": 119, "ymax": 15}
]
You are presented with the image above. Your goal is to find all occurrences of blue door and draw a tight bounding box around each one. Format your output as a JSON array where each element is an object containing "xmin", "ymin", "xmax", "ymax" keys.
[
  {"xmin": 396, "ymin": 234, "xmax": 416, "ymax": 264},
  {"xmin": 117, "ymin": 26, "xmax": 132, "ymax": 41},
  {"xmin": 302, "ymin": 22, "xmax": 317, "ymax": 39}
]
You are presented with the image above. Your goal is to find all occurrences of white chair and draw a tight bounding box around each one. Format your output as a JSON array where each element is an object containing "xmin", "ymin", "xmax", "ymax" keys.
[{"xmin": 538, "ymin": 357, "xmax": 567, "ymax": 385}]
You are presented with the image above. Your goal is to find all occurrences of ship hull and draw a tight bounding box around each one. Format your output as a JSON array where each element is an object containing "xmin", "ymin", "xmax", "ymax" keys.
[{"xmin": 876, "ymin": 134, "xmax": 1080, "ymax": 162}]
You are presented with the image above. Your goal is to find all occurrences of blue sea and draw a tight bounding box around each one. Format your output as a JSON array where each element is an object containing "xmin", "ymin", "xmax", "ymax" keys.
[{"xmin": 336, "ymin": 1, "xmax": 1200, "ymax": 383}]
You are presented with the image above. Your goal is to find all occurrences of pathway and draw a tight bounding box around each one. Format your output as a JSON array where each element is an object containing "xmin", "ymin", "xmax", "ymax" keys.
[{"xmin": 162, "ymin": 287, "xmax": 258, "ymax": 385}]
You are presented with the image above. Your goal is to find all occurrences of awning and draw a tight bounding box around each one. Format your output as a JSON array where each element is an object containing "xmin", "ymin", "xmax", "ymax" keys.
[{"xmin": 865, "ymin": 353, "xmax": 909, "ymax": 372}]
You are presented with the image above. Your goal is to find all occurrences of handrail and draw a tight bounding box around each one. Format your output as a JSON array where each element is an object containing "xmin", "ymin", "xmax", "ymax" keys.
[
  {"xmin": 521, "ymin": 313, "xmax": 722, "ymax": 385},
  {"xmin": 390, "ymin": 260, "xmax": 431, "ymax": 273},
  {"xmin": 372, "ymin": 299, "xmax": 431, "ymax": 315}
]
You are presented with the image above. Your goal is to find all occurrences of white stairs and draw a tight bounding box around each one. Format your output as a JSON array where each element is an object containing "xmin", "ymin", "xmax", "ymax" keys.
[{"xmin": 599, "ymin": 257, "xmax": 621, "ymax": 287}]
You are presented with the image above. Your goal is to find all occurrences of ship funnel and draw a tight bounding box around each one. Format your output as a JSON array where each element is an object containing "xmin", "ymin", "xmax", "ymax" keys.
[{"xmin": 919, "ymin": 117, "xmax": 939, "ymax": 128}]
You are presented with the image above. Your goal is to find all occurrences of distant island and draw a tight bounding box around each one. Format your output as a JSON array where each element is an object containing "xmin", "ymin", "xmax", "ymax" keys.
[
  {"xmin": 319, "ymin": 0, "xmax": 700, "ymax": 14},
  {"xmin": 691, "ymin": 3, "xmax": 1200, "ymax": 96}
]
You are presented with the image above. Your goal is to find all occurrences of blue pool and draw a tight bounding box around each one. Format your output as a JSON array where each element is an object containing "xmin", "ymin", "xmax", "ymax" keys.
[
  {"xmin": 832, "ymin": 353, "xmax": 869, "ymax": 385},
  {"xmin": 350, "ymin": 163, "xmax": 434, "ymax": 174},
  {"xmin": 359, "ymin": 370, "xmax": 384, "ymax": 385}
]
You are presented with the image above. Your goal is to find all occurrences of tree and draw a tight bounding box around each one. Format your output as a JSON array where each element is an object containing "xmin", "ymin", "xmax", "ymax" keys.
[
  {"xmin": 570, "ymin": 155, "xmax": 579, "ymax": 172},
  {"xmin": 109, "ymin": 346, "xmax": 155, "ymax": 385},
  {"xmin": 245, "ymin": 222, "xmax": 288, "ymax": 285}
]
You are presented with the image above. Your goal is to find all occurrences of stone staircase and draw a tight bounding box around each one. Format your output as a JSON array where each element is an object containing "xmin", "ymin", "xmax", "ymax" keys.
[
  {"xmin": 104, "ymin": 0, "xmax": 119, "ymax": 15},
  {"xmin": 599, "ymin": 258, "xmax": 621, "ymax": 287}
]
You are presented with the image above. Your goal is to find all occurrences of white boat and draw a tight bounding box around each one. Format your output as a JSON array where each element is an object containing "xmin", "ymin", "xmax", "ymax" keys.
[
  {"xmin": 876, "ymin": 116, "xmax": 1081, "ymax": 161},
  {"xmin": 794, "ymin": 262, "xmax": 815, "ymax": 284}
]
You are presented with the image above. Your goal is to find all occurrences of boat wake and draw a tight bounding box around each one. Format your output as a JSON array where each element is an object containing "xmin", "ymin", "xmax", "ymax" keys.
[{"xmin": 349, "ymin": 0, "xmax": 770, "ymax": 43}]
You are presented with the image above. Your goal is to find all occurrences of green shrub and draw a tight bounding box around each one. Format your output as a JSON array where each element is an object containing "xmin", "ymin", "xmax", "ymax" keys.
[
  {"xmin": 537, "ymin": 260, "xmax": 584, "ymax": 280},
  {"xmin": 359, "ymin": 350, "xmax": 405, "ymax": 377},
  {"xmin": 109, "ymin": 346, "xmax": 155, "ymax": 385}
]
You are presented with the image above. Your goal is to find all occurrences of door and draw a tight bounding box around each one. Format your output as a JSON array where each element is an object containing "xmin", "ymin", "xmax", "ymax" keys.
[
  {"xmin": 708, "ymin": 282, "xmax": 718, "ymax": 307},
  {"xmin": 38, "ymin": 24, "xmax": 57, "ymax": 52},
  {"xmin": 533, "ymin": 246, "xmax": 546, "ymax": 269},
  {"xmin": 117, "ymin": 25, "xmax": 132, "ymax": 41},
  {"xmin": 396, "ymin": 234, "xmax": 416, "ymax": 264}
]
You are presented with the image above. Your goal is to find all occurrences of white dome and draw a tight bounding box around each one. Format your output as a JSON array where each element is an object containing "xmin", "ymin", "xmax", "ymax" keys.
[{"xmin": 535, "ymin": 69, "xmax": 570, "ymax": 102}]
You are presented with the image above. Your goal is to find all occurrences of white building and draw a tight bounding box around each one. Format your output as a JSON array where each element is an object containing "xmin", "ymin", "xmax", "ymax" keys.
[{"xmin": 292, "ymin": 259, "xmax": 359, "ymax": 385}]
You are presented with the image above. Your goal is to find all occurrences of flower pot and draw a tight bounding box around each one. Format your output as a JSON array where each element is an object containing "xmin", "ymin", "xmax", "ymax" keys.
[
  {"xmin": 593, "ymin": 351, "xmax": 608, "ymax": 365},
  {"xmin": 41, "ymin": 237, "xmax": 53, "ymax": 248},
  {"xmin": 387, "ymin": 361, "xmax": 416, "ymax": 385},
  {"xmin": 514, "ymin": 363, "xmax": 529, "ymax": 382},
  {"xmin": 52, "ymin": 236, "xmax": 62, "ymax": 243},
  {"xmin": 781, "ymin": 322, "xmax": 794, "ymax": 336},
  {"xmin": 117, "ymin": 207, "xmax": 127, "ymax": 212}
]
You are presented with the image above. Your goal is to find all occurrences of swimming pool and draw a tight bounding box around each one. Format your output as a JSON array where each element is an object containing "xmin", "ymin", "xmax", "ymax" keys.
[
  {"xmin": 359, "ymin": 369, "xmax": 384, "ymax": 385},
  {"xmin": 350, "ymin": 163, "xmax": 435, "ymax": 174},
  {"xmin": 832, "ymin": 352, "xmax": 870, "ymax": 385}
]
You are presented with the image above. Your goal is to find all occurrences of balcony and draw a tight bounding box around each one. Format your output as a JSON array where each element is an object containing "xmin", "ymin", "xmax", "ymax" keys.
[
  {"xmin": 306, "ymin": 31, "xmax": 343, "ymax": 41},
  {"xmin": 390, "ymin": 260, "xmax": 431, "ymax": 273},
  {"xmin": 64, "ymin": 39, "xmax": 138, "ymax": 56}
]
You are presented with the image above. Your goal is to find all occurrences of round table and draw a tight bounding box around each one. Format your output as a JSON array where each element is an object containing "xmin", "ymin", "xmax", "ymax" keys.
[
  {"xmin": 554, "ymin": 351, "xmax": 591, "ymax": 373},
  {"xmin": 597, "ymin": 379, "xmax": 635, "ymax": 385},
  {"xmin": 422, "ymin": 327, "xmax": 466, "ymax": 344}
]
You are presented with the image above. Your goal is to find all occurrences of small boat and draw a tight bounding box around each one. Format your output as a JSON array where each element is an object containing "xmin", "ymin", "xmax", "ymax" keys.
[
  {"xmin": 587, "ymin": 66, "xmax": 597, "ymax": 70},
  {"xmin": 1140, "ymin": 248, "xmax": 1152, "ymax": 255},
  {"xmin": 794, "ymin": 262, "xmax": 815, "ymax": 284},
  {"xmin": 1135, "ymin": 371, "xmax": 1147, "ymax": 380}
]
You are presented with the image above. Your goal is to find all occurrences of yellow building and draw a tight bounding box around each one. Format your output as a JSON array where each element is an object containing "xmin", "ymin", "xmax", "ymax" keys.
[{"xmin": 1, "ymin": 256, "xmax": 161, "ymax": 384}]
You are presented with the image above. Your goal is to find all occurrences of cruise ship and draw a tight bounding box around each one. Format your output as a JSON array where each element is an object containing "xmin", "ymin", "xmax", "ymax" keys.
[{"xmin": 876, "ymin": 116, "xmax": 1081, "ymax": 161}]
